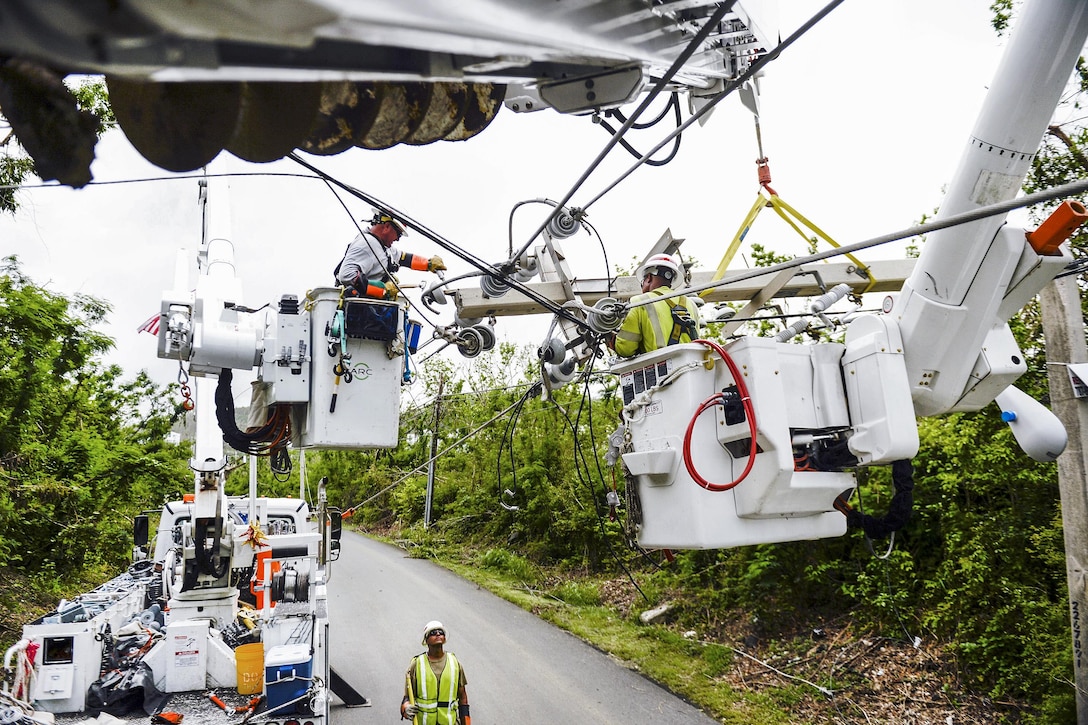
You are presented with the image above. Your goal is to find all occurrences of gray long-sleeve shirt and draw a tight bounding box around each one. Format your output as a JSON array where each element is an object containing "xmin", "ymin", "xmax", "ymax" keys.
[{"xmin": 335, "ymin": 232, "xmax": 403, "ymax": 285}]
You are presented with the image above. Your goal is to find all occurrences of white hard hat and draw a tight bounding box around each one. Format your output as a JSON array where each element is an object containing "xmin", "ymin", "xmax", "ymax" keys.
[
  {"xmin": 371, "ymin": 209, "xmax": 407, "ymax": 236},
  {"xmin": 636, "ymin": 253, "xmax": 681, "ymax": 283},
  {"xmin": 421, "ymin": 620, "xmax": 446, "ymax": 645}
]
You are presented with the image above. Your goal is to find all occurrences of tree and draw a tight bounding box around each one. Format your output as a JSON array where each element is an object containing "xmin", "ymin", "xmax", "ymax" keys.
[
  {"xmin": 0, "ymin": 75, "xmax": 112, "ymax": 213},
  {"xmin": 0, "ymin": 256, "xmax": 189, "ymax": 582}
]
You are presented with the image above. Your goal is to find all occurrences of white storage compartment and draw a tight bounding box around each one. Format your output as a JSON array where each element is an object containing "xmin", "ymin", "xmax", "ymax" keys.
[{"xmin": 164, "ymin": 621, "xmax": 209, "ymax": 693}]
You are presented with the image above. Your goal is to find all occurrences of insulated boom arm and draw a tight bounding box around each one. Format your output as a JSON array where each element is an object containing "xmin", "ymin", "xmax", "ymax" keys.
[{"xmin": 895, "ymin": 0, "xmax": 1088, "ymax": 417}]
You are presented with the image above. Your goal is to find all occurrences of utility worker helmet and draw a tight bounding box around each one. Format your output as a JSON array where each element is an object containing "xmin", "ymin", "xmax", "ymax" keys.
[
  {"xmin": 421, "ymin": 620, "xmax": 446, "ymax": 645},
  {"xmin": 372, "ymin": 210, "xmax": 407, "ymax": 237},
  {"xmin": 636, "ymin": 253, "xmax": 681, "ymax": 284}
]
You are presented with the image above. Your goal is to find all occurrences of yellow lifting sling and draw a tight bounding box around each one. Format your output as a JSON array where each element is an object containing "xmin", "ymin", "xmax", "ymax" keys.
[{"xmin": 702, "ymin": 156, "xmax": 877, "ymax": 299}]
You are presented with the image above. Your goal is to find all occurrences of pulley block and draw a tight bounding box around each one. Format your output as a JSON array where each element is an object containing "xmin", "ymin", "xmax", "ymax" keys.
[{"xmin": 269, "ymin": 566, "xmax": 310, "ymax": 603}]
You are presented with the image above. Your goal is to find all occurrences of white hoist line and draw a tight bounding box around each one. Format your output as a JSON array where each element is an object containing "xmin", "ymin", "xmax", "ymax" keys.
[{"xmin": 453, "ymin": 258, "xmax": 916, "ymax": 319}]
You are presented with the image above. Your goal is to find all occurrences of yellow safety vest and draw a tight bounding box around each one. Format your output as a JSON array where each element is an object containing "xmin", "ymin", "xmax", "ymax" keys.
[
  {"xmin": 412, "ymin": 652, "xmax": 462, "ymax": 725},
  {"xmin": 615, "ymin": 287, "xmax": 699, "ymax": 357}
]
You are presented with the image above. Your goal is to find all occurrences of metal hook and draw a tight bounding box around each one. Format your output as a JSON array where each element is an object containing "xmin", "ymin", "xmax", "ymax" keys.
[
  {"xmin": 499, "ymin": 488, "xmax": 519, "ymax": 511},
  {"xmin": 865, "ymin": 530, "xmax": 896, "ymax": 560}
]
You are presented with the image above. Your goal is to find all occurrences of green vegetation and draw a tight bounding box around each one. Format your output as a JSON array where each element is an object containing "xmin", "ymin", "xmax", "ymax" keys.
[
  {"xmin": 302, "ymin": 316, "xmax": 1077, "ymax": 722},
  {"xmin": 3, "ymin": 14, "xmax": 1087, "ymax": 715},
  {"xmin": 3, "ymin": 211, "xmax": 1082, "ymax": 722},
  {"xmin": 0, "ymin": 257, "xmax": 190, "ymax": 642}
]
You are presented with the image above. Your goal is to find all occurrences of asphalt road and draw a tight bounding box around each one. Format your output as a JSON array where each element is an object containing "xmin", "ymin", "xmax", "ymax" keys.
[{"xmin": 326, "ymin": 531, "xmax": 718, "ymax": 724}]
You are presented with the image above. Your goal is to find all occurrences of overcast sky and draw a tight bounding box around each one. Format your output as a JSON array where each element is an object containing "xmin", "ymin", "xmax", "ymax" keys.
[{"xmin": 3, "ymin": 0, "xmax": 1009, "ymax": 393}]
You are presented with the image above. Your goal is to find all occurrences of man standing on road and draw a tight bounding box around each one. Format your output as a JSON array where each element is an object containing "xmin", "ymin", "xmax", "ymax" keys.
[{"xmin": 400, "ymin": 620, "xmax": 470, "ymax": 724}]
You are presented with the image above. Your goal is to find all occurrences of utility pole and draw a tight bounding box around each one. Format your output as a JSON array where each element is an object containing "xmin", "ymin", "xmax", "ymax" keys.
[
  {"xmin": 424, "ymin": 376, "xmax": 444, "ymax": 529},
  {"xmin": 1040, "ymin": 275, "xmax": 1088, "ymax": 722}
]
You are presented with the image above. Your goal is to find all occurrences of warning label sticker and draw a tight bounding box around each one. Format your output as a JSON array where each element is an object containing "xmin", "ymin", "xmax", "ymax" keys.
[{"xmin": 173, "ymin": 635, "xmax": 199, "ymax": 667}]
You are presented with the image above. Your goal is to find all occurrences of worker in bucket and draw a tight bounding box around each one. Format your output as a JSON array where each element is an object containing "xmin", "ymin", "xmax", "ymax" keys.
[
  {"xmin": 400, "ymin": 621, "xmax": 470, "ymax": 724},
  {"xmin": 613, "ymin": 253, "xmax": 701, "ymax": 357},
  {"xmin": 334, "ymin": 210, "xmax": 446, "ymax": 300}
]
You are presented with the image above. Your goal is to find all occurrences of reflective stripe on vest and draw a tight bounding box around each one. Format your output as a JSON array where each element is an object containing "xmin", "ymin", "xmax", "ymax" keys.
[
  {"xmin": 617, "ymin": 288, "xmax": 693, "ymax": 355},
  {"xmin": 413, "ymin": 653, "xmax": 460, "ymax": 725}
]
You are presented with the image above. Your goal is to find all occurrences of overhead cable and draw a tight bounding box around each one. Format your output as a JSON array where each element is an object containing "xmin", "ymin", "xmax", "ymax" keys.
[
  {"xmin": 509, "ymin": 0, "xmax": 741, "ymax": 263},
  {"xmin": 629, "ymin": 175, "xmax": 1088, "ymax": 310},
  {"xmin": 287, "ymin": 152, "xmax": 588, "ymax": 331},
  {"xmin": 580, "ymin": 0, "xmax": 848, "ymax": 214}
]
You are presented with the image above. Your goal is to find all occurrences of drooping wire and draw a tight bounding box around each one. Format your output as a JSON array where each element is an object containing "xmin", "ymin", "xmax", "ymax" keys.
[
  {"xmin": 578, "ymin": 216, "xmax": 615, "ymax": 297},
  {"xmin": 344, "ymin": 394, "xmax": 532, "ymax": 514},
  {"xmin": 595, "ymin": 93, "xmax": 683, "ymax": 167},
  {"xmin": 494, "ymin": 380, "xmax": 544, "ymax": 509},
  {"xmin": 508, "ymin": 0, "xmax": 741, "ymax": 264},
  {"xmin": 214, "ymin": 368, "xmax": 293, "ymax": 476},
  {"xmin": 507, "ymin": 199, "xmax": 551, "ymax": 259},
  {"xmin": 506, "ymin": 197, "xmax": 615, "ymax": 298},
  {"xmin": 0, "ymin": 170, "xmax": 328, "ymax": 192},
  {"xmin": 614, "ymin": 90, "xmax": 680, "ymax": 130},
  {"xmin": 578, "ymin": 0, "xmax": 848, "ymax": 216},
  {"xmin": 288, "ymin": 152, "xmax": 588, "ymax": 332},
  {"xmin": 555, "ymin": 345, "xmax": 650, "ymax": 602},
  {"xmin": 561, "ymin": 343, "xmax": 644, "ymax": 596},
  {"xmin": 312, "ymin": 172, "xmax": 439, "ymax": 330}
]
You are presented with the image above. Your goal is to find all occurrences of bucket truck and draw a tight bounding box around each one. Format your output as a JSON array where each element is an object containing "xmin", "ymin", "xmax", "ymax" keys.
[
  {"xmin": 608, "ymin": 0, "xmax": 1086, "ymax": 550},
  {"xmin": 2, "ymin": 178, "xmax": 397, "ymax": 722}
]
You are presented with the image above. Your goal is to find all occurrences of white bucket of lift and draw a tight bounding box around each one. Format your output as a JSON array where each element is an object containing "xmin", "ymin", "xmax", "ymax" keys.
[
  {"xmin": 300, "ymin": 288, "xmax": 403, "ymax": 449},
  {"xmin": 613, "ymin": 341, "xmax": 853, "ymax": 550}
]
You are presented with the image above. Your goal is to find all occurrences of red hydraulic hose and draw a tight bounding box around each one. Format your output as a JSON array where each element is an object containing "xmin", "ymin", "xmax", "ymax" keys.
[{"xmin": 682, "ymin": 340, "xmax": 758, "ymax": 491}]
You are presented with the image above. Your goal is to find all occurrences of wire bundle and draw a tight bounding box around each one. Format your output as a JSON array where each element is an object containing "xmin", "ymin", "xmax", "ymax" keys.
[{"xmin": 215, "ymin": 369, "xmax": 292, "ymax": 474}]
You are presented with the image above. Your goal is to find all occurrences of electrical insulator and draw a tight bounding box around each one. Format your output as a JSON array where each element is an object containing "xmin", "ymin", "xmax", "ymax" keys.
[
  {"xmin": 545, "ymin": 356, "xmax": 577, "ymax": 385},
  {"xmin": 479, "ymin": 272, "xmax": 511, "ymax": 298},
  {"xmin": 774, "ymin": 317, "xmax": 810, "ymax": 343},
  {"xmin": 586, "ymin": 297, "xmax": 624, "ymax": 333},
  {"xmin": 545, "ymin": 207, "xmax": 580, "ymax": 239},
  {"xmin": 538, "ymin": 336, "xmax": 566, "ymax": 363},
  {"xmin": 810, "ymin": 283, "xmax": 852, "ymax": 314}
]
